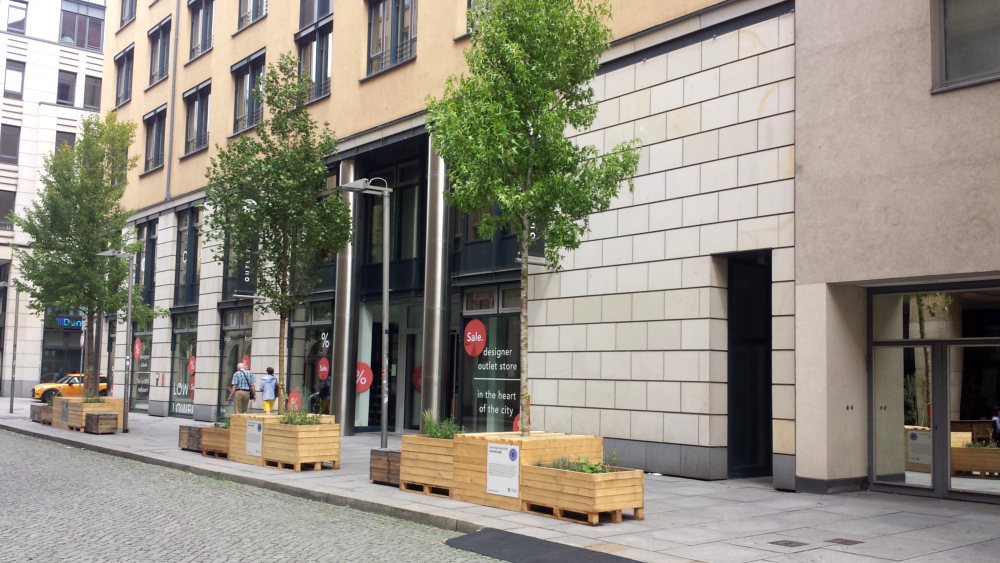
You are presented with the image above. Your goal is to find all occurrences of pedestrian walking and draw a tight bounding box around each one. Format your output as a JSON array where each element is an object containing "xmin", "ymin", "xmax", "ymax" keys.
[
  {"xmin": 260, "ymin": 367, "xmax": 279, "ymax": 414},
  {"xmin": 228, "ymin": 362, "xmax": 255, "ymax": 414}
]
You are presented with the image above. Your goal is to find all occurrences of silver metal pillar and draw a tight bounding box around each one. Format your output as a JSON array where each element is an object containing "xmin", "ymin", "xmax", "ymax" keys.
[
  {"xmin": 331, "ymin": 159, "xmax": 359, "ymax": 435},
  {"xmin": 420, "ymin": 142, "xmax": 451, "ymax": 430}
]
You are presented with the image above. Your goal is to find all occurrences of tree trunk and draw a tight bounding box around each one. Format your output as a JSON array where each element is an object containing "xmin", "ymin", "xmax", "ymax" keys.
[
  {"xmin": 85, "ymin": 310, "xmax": 98, "ymax": 397},
  {"xmin": 278, "ymin": 312, "xmax": 287, "ymax": 414},
  {"xmin": 519, "ymin": 223, "xmax": 530, "ymax": 436},
  {"xmin": 91, "ymin": 310, "xmax": 102, "ymax": 395}
]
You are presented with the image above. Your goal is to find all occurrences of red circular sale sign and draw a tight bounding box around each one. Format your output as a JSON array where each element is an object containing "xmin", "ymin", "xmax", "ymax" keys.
[
  {"xmin": 288, "ymin": 390, "xmax": 302, "ymax": 412},
  {"xmin": 464, "ymin": 319, "xmax": 486, "ymax": 356},
  {"xmin": 412, "ymin": 366, "xmax": 422, "ymax": 392},
  {"xmin": 317, "ymin": 357, "xmax": 330, "ymax": 381},
  {"xmin": 513, "ymin": 412, "xmax": 530, "ymax": 432},
  {"xmin": 189, "ymin": 374, "xmax": 196, "ymax": 399},
  {"xmin": 356, "ymin": 362, "xmax": 373, "ymax": 393},
  {"xmin": 188, "ymin": 356, "xmax": 196, "ymax": 375},
  {"xmin": 132, "ymin": 338, "xmax": 142, "ymax": 360},
  {"xmin": 241, "ymin": 355, "xmax": 250, "ymax": 370}
]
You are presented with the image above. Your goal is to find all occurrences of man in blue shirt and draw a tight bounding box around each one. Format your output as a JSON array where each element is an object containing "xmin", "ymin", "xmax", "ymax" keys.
[{"xmin": 228, "ymin": 362, "xmax": 255, "ymax": 414}]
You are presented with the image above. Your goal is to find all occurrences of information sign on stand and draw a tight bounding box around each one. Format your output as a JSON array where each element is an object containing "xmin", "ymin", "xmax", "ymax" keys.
[
  {"xmin": 246, "ymin": 420, "xmax": 263, "ymax": 456},
  {"xmin": 486, "ymin": 443, "xmax": 520, "ymax": 498}
]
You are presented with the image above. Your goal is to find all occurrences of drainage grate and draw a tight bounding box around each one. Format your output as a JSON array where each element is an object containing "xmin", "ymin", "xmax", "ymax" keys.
[
  {"xmin": 826, "ymin": 538, "xmax": 864, "ymax": 546},
  {"xmin": 769, "ymin": 540, "xmax": 808, "ymax": 548}
]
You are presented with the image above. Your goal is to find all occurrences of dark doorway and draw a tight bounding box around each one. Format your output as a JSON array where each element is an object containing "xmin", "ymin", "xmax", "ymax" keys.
[{"xmin": 727, "ymin": 251, "xmax": 773, "ymax": 479}]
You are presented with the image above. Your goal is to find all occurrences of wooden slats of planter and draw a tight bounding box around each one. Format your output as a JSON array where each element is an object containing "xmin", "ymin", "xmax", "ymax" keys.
[
  {"xmin": 400, "ymin": 435, "xmax": 454, "ymax": 497},
  {"xmin": 84, "ymin": 413, "xmax": 118, "ymax": 435},
  {"xmin": 951, "ymin": 447, "xmax": 1000, "ymax": 479},
  {"xmin": 51, "ymin": 398, "xmax": 124, "ymax": 432},
  {"xmin": 451, "ymin": 432, "xmax": 604, "ymax": 512},
  {"xmin": 30, "ymin": 404, "xmax": 43, "ymax": 423},
  {"xmin": 262, "ymin": 417, "xmax": 340, "ymax": 472},
  {"xmin": 179, "ymin": 426, "xmax": 202, "ymax": 452},
  {"xmin": 228, "ymin": 414, "xmax": 283, "ymax": 466},
  {"xmin": 371, "ymin": 449, "xmax": 401, "ymax": 486},
  {"xmin": 521, "ymin": 465, "xmax": 644, "ymax": 526},
  {"xmin": 200, "ymin": 427, "xmax": 230, "ymax": 459},
  {"xmin": 40, "ymin": 405, "xmax": 53, "ymax": 425}
]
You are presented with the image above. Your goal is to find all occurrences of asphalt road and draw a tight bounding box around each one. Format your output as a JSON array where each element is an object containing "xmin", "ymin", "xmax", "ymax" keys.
[{"xmin": 0, "ymin": 430, "xmax": 494, "ymax": 563}]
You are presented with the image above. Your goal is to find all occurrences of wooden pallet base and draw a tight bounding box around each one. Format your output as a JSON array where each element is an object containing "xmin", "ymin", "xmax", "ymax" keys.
[
  {"xmin": 264, "ymin": 459, "xmax": 339, "ymax": 472},
  {"xmin": 202, "ymin": 450, "xmax": 229, "ymax": 459},
  {"xmin": 953, "ymin": 470, "xmax": 1000, "ymax": 479},
  {"xmin": 40, "ymin": 420, "xmax": 52, "ymax": 426},
  {"xmin": 400, "ymin": 480, "xmax": 452, "ymax": 499},
  {"xmin": 522, "ymin": 501, "xmax": 643, "ymax": 526},
  {"xmin": 67, "ymin": 425, "xmax": 85, "ymax": 433}
]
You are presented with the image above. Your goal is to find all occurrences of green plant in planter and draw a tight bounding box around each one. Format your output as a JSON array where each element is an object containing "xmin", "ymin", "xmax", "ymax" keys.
[
  {"xmin": 82, "ymin": 394, "xmax": 105, "ymax": 403},
  {"xmin": 539, "ymin": 449, "xmax": 622, "ymax": 474},
  {"xmin": 421, "ymin": 410, "xmax": 466, "ymax": 439},
  {"xmin": 279, "ymin": 410, "xmax": 322, "ymax": 425},
  {"xmin": 965, "ymin": 441, "xmax": 1000, "ymax": 449},
  {"xmin": 44, "ymin": 394, "xmax": 54, "ymax": 406},
  {"xmin": 213, "ymin": 418, "xmax": 230, "ymax": 429}
]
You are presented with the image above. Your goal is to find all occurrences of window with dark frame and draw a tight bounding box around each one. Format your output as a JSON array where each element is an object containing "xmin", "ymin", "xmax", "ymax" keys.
[
  {"xmin": 190, "ymin": 0, "xmax": 214, "ymax": 60},
  {"xmin": 114, "ymin": 46, "xmax": 133, "ymax": 106},
  {"xmin": 174, "ymin": 208, "xmax": 202, "ymax": 305},
  {"xmin": 238, "ymin": 0, "xmax": 266, "ymax": 31},
  {"xmin": 939, "ymin": 0, "xmax": 1000, "ymax": 87},
  {"xmin": 298, "ymin": 26, "xmax": 331, "ymax": 102},
  {"xmin": 135, "ymin": 221, "xmax": 157, "ymax": 306},
  {"xmin": 83, "ymin": 76, "xmax": 101, "ymax": 110},
  {"xmin": 299, "ymin": 0, "xmax": 330, "ymax": 29},
  {"xmin": 4, "ymin": 60, "xmax": 24, "ymax": 100},
  {"xmin": 0, "ymin": 125, "xmax": 19, "ymax": 165},
  {"xmin": 183, "ymin": 81, "xmax": 210, "ymax": 154},
  {"xmin": 0, "ymin": 190, "xmax": 14, "ymax": 231},
  {"xmin": 148, "ymin": 17, "xmax": 171, "ymax": 85},
  {"xmin": 367, "ymin": 0, "xmax": 417, "ymax": 75},
  {"xmin": 7, "ymin": 0, "xmax": 26, "ymax": 34},
  {"xmin": 55, "ymin": 131, "xmax": 75, "ymax": 150},
  {"xmin": 60, "ymin": 4, "xmax": 103, "ymax": 51},
  {"xmin": 232, "ymin": 52, "xmax": 264, "ymax": 133},
  {"xmin": 57, "ymin": 70, "xmax": 76, "ymax": 105},
  {"xmin": 143, "ymin": 106, "xmax": 167, "ymax": 171},
  {"xmin": 120, "ymin": 0, "xmax": 136, "ymax": 27}
]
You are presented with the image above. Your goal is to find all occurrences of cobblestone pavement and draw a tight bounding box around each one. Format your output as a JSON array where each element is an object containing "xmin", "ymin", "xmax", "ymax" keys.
[{"xmin": 0, "ymin": 431, "xmax": 494, "ymax": 563}]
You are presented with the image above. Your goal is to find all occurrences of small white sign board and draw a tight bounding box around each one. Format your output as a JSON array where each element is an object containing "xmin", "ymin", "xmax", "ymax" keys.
[
  {"xmin": 486, "ymin": 443, "xmax": 520, "ymax": 498},
  {"xmin": 907, "ymin": 429, "xmax": 932, "ymax": 465},
  {"xmin": 246, "ymin": 420, "xmax": 263, "ymax": 457}
]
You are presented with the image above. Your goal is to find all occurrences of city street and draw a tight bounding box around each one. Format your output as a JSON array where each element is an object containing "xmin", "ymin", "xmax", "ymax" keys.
[{"xmin": 0, "ymin": 431, "xmax": 493, "ymax": 563}]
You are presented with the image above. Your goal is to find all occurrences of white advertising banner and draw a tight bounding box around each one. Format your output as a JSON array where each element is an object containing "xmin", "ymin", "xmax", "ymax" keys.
[
  {"xmin": 246, "ymin": 419, "xmax": 263, "ymax": 457},
  {"xmin": 486, "ymin": 443, "xmax": 520, "ymax": 498}
]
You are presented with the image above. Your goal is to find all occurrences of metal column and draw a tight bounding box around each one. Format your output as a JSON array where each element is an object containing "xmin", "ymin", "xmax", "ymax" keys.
[
  {"xmin": 420, "ymin": 142, "xmax": 451, "ymax": 430},
  {"xmin": 331, "ymin": 159, "xmax": 360, "ymax": 435}
]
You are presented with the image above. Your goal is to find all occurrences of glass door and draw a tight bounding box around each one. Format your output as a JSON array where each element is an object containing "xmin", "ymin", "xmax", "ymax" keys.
[
  {"xmin": 948, "ymin": 345, "xmax": 1000, "ymax": 496},
  {"xmin": 873, "ymin": 346, "xmax": 935, "ymax": 488}
]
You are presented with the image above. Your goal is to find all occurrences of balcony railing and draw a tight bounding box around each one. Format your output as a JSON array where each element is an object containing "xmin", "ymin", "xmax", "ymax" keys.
[
  {"xmin": 238, "ymin": 1, "xmax": 267, "ymax": 31},
  {"xmin": 307, "ymin": 77, "xmax": 330, "ymax": 102},
  {"xmin": 185, "ymin": 131, "xmax": 209, "ymax": 155},
  {"xmin": 149, "ymin": 65, "xmax": 168, "ymax": 85},
  {"xmin": 145, "ymin": 149, "xmax": 164, "ymax": 172},
  {"xmin": 190, "ymin": 35, "xmax": 213, "ymax": 60},
  {"xmin": 116, "ymin": 85, "xmax": 132, "ymax": 107},
  {"xmin": 234, "ymin": 104, "xmax": 264, "ymax": 133},
  {"xmin": 396, "ymin": 36, "xmax": 416, "ymax": 63}
]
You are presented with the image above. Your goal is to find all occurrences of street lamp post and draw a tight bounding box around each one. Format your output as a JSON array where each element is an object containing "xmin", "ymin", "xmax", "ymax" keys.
[
  {"xmin": 335, "ymin": 178, "xmax": 391, "ymax": 449},
  {"xmin": 97, "ymin": 250, "xmax": 134, "ymax": 433},
  {"xmin": 0, "ymin": 282, "xmax": 19, "ymax": 414}
]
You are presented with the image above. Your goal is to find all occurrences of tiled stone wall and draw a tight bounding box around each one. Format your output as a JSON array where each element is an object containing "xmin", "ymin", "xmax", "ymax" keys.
[{"xmin": 528, "ymin": 12, "xmax": 796, "ymax": 480}]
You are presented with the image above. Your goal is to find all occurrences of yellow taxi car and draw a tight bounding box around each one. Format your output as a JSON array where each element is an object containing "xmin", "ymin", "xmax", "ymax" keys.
[{"xmin": 32, "ymin": 374, "xmax": 108, "ymax": 403}]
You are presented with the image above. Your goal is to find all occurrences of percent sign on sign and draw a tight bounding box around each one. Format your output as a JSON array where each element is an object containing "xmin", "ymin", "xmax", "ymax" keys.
[{"xmin": 356, "ymin": 362, "xmax": 373, "ymax": 393}]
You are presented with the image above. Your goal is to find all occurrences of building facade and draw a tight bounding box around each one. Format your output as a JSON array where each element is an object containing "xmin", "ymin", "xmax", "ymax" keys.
[
  {"xmin": 0, "ymin": 0, "xmax": 107, "ymax": 397},
  {"xmin": 100, "ymin": 0, "xmax": 1000, "ymax": 504}
]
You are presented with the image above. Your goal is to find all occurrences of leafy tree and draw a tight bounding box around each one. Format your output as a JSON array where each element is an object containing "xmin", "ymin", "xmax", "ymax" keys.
[
  {"xmin": 427, "ymin": 0, "xmax": 640, "ymax": 434},
  {"xmin": 204, "ymin": 53, "xmax": 351, "ymax": 406},
  {"xmin": 11, "ymin": 113, "xmax": 149, "ymax": 397}
]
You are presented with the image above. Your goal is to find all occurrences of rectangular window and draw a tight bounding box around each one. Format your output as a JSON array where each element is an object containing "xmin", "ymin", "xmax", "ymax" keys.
[
  {"xmin": 175, "ymin": 209, "xmax": 202, "ymax": 305},
  {"xmin": 183, "ymin": 83, "xmax": 210, "ymax": 154},
  {"xmin": 189, "ymin": 0, "xmax": 214, "ymax": 59},
  {"xmin": 238, "ymin": 0, "xmax": 266, "ymax": 31},
  {"xmin": 940, "ymin": 0, "xmax": 1000, "ymax": 86},
  {"xmin": 55, "ymin": 131, "xmax": 75, "ymax": 150},
  {"xmin": 60, "ymin": 10, "xmax": 103, "ymax": 51},
  {"xmin": 298, "ymin": 28, "xmax": 331, "ymax": 102},
  {"xmin": 7, "ymin": 0, "xmax": 26, "ymax": 34},
  {"xmin": 120, "ymin": 0, "xmax": 136, "ymax": 27},
  {"xmin": 143, "ymin": 106, "xmax": 167, "ymax": 171},
  {"xmin": 57, "ymin": 71, "xmax": 76, "ymax": 105},
  {"xmin": 232, "ymin": 54, "xmax": 264, "ymax": 133},
  {"xmin": 149, "ymin": 18, "xmax": 171, "ymax": 85},
  {"xmin": 0, "ymin": 125, "xmax": 20, "ymax": 165},
  {"xmin": 299, "ymin": 0, "xmax": 331, "ymax": 29},
  {"xmin": 83, "ymin": 76, "xmax": 101, "ymax": 110},
  {"xmin": 115, "ymin": 47, "xmax": 133, "ymax": 106},
  {"xmin": 367, "ymin": 0, "xmax": 417, "ymax": 75},
  {"xmin": 136, "ymin": 221, "xmax": 157, "ymax": 306},
  {"xmin": 0, "ymin": 190, "xmax": 14, "ymax": 231},
  {"xmin": 4, "ymin": 60, "xmax": 24, "ymax": 100}
]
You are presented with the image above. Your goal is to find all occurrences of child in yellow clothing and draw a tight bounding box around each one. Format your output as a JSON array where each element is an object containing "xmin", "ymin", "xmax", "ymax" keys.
[{"xmin": 263, "ymin": 399, "xmax": 276, "ymax": 413}]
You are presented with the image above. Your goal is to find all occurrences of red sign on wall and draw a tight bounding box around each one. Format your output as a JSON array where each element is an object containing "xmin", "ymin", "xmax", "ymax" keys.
[
  {"xmin": 412, "ymin": 366, "xmax": 422, "ymax": 393},
  {"xmin": 188, "ymin": 356, "xmax": 196, "ymax": 375},
  {"xmin": 464, "ymin": 319, "xmax": 486, "ymax": 356},
  {"xmin": 133, "ymin": 338, "xmax": 142, "ymax": 360},
  {"xmin": 317, "ymin": 357, "xmax": 330, "ymax": 381},
  {"xmin": 356, "ymin": 362, "xmax": 373, "ymax": 393},
  {"xmin": 189, "ymin": 374, "xmax": 196, "ymax": 399},
  {"xmin": 241, "ymin": 355, "xmax": 250, "ymax": 370},
  {"xmin": 288, "ymin": 390, "xmax": 302, "ymax": 412}
]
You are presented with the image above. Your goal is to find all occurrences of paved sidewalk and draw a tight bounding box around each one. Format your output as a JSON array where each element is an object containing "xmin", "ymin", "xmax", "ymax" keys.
[{"xmin": 3, "ymin": 397, "xmax": 1000, "ymax": 563}]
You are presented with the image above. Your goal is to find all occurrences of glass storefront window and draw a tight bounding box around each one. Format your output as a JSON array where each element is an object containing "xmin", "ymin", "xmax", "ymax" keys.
[
  {"xmin": 218, "ymin": 309, "xmax": 252, "ymax": 419},
  {"xmin": 460, "ymin": 314, "xmax": 520, "ymax": 433},
  {"xmin": 949, "ymin": 345, "xmax": 1000, "ymax": 495},
  {"xmin": 132, "ymin": 327, "xmax": 152, "ymax": 411},
  {"xmin": 170, "ymin": 313, "xmax": 198, "ymax": 416},
  {"xmin": 465, "ymin": 289, "xmax": 496, "ymax": 314},
  {"xmin": 289, "ymin": 326, "xmax": 332, "ymax": 413},
  {"xmin": 873, "ymin": 289, "xmax": 1000, "ymax": 341},
  {"xmin": 501, "ymin": 287, "xmax": 520, "ymax": 312}
]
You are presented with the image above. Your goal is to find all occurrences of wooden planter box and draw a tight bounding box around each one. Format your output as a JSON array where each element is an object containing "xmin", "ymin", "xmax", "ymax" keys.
[
  {"xmin": 84, "ymin": 413, "xmax": 118, "ymax": 435},
  {"xmin": 452, "ymin": 432, "xmax": 604, "ymax": 512},
  {"xmin": 40, "ymin": 405, "xmax": 52, "ymax": 425},
  {"xmin": 200, "ymin": 427, "xmax": 230, "ymax": 459},
  {"xmin": 400, "ymin": 435, "xmax": 454, "ymax": 497},
  {"xmin": 521, "ymin": 465, "xmax": 644, "ymax": 525},
  {"xmin": 952, "ymin": 447, "xmax": 1000, "ymax": 479},
  {"xmin": 30, "ymin": 404, "xmax": 43, "ymax": 423},
  {"xmin": 52, "ymin": 397, "xmax": 125, "ymax": 432},
  {"xmin": 179, "ymin": 426, "xmax": 202, "ymax": 452},
  {"xmin": 228, "ymin": 413, "xmax": 283, "ymax": 467},
  {"xmin": 261, "ymin": 416, "xmax": 340, "ymax": 472},
  {"xmin": 371, "ymin": 449, "xmax": 401, "ymax": 486}
]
